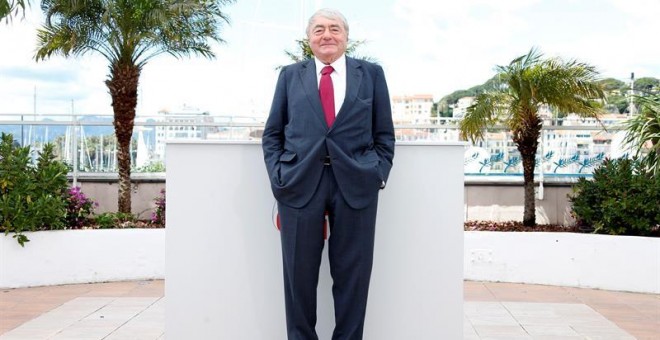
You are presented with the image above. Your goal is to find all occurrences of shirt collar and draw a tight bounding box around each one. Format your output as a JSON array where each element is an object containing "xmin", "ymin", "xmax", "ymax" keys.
[{"xmin": 314, "ymin": 54, "xmax": 346, "ymax": 76}]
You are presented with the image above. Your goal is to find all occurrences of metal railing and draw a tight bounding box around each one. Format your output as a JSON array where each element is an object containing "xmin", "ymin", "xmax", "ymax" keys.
[{"xmin": 1, "ymin": 113, "xmax": 631, "ymax": 185}]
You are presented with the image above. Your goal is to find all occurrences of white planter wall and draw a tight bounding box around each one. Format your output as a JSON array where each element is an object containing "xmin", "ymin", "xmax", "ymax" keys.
[
  {"xmin": 2, "ymin": 186, "xmax": 658, "ymax": 299},
  {"xmin": 0, "ymin": 229, "xmax": 165, "ymax": 289},
  {"xmin": 465, "ymin": 231, "xmax": 660, "ymax": 294}
]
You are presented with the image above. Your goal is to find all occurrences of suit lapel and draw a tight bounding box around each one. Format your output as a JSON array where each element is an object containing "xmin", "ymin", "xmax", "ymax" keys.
[
  {"xmin": 299, "ymin": 60, "xmax": 328, "ymax": 128},
  {"xmin": 299, "ymin": 57, "xmax": 364, "ymax": 130},
  {"xmin": 334, "ymin": 57, "xmax": 363, "ymax": 127}
]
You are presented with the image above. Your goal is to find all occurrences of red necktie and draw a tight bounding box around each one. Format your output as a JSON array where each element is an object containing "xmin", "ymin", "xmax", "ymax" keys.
[{"xmin": 319, "ymin": 65, "xmax": 335, "ymax": 127}]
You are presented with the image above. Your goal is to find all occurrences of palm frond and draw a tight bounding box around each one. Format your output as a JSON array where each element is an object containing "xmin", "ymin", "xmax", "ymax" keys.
[
  {"xmin": 36, "ymin": 0, "xmax": 235, "ymax": 66},
  {"xmin": 1, "ymin": 0, "xmax": 28, "ymax": 22},
  {"xmin": 459, "ymin": 92, "xmax": 510, "ymax": 142},
  {"xmin": 622, "ymin": 95, "xmax": 660, "ymax": 174}
]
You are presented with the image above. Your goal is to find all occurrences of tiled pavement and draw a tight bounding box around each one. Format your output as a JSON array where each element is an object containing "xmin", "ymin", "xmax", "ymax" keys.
[{"xmin": 1, "ymin": 280, "xmax": 658, "ymax": 339}]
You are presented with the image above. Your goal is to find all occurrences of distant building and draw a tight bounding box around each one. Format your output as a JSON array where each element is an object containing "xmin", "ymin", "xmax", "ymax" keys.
[
  {"xmin": 152, "ymin": 106, "xmax": 214, "ymax": 161},
  {"xmin": 561, "ymin": 113, "xmax": 627, "ymax": 127},
  {"xmin": 557, "ymin": 113, "xmax": 630, "ymax": 169},
  {"xmin": 391, "ymin": 94, "xmax": 434, "ymax": 124},
  {"xmin": 451, "ymin": 97, "xmax": 475, "ymax": 119}
]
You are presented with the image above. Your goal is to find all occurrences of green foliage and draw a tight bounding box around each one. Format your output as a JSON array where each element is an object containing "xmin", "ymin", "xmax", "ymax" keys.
[
  {"xmin": 93, "ymin": 212, "xmax": 137, "ymax": 229},
  {"xmin": 35, "ymin": 0, "xmax": 235, "ymax": 66},
  {"xmin": 460, "ymin": 48, "xmax": 605, "ymax": 143},
  {"xmin": 569, "ymin": 158, "xmax": 660, "ymax": 236},
  {"xmin": 635, "ymin": 77, "xmax": 660, "ymax": 94},
  {"xmin": 436, "ymin": 75, "xmax": 500, "ymax": 117},
  {"xmin": 0, "ymin": 133, "xmax": 68, "ymax": 246},
  {"xmin": 0, "ymin": 0, "xmax": 28, "ymax": 22},
  {"xmin": 598, "ymin": 78, "xmax": 627, "ymax": 114},
  {"xmin": 596, "ymin": 77, "xmax": 659, "ymax": 114},
  {"xmin": 604, "ymin": 94, "xmax": 629, "ymax": 114},
  {"xmin": 284, "ymin": 39, "xmax": 315, "ymax": 63},
  {"xmin": 598, "ymin": 78, "xmax": 625, "ymax": 92},
  {"xmin": 93, "ymin": 213, "xmax": 114, "ymax": 229},
  {"xmin": 622, "ymin": 95, "xmax": 660, "ymax": 175},
  {"xmin": 135, "ymin": 161, "xmax": 166, "ymax": 172}
]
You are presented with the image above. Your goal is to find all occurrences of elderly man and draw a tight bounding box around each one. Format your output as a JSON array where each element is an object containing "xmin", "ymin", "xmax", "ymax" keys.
[{"xmin": 262, "ymin": 8, "xmax": 395, "ymax": 340}]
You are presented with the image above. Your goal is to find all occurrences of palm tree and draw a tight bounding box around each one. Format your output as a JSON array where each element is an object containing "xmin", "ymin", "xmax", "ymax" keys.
[
  {"xmin": 1, "ymin": 0, "xmax": 28, "ymax": 22},
  {"xmin": 622, "ymin": 95, "xmax": 660, "ymax": 175},
  {"xmin": 460, "ymin": 48, "xmax": 605, "ymax": 227},
  {"xmin": 35, "ymin": 0, "xmax": 234, "ymax": 213}
]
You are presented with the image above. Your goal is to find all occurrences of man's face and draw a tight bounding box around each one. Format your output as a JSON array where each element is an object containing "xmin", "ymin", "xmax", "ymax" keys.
[{"xmin": 308, "ymin": 16, "xmax": 348, "ymax": 64}]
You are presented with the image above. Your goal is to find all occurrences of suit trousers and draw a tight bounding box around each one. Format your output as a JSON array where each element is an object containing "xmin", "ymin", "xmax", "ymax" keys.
[{"xmin": 278, "ymin": 165, "xmax": 378, "ymax": 340}]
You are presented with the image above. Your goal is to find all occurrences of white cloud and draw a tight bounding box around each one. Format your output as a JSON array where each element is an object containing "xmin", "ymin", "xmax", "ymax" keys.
[
  {"xmin": 138, "ymin": 52, "xmax": 282, "ymax": 117},
  {"xmin": 1, "ymin": 0, "xmax": 658, "ymax": 117},
  {"xmin": 605, "ymin": 0, "xmax": 660, "ymax": 77},
  {"xmin": 0, "ymin": 5, "xmax": 286, "ymax": 117},
  {"xmin": 389, "ymin": 0, "xmax": 660, "ymax": 99},
  {"xmin": 389, "ymin": 0, "xmax": 540, "ymax": 98}
]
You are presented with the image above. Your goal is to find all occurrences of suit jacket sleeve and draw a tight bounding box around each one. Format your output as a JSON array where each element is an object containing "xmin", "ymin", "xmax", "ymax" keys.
[
  {"xmin": 262, "ymin": 68, "xmax": 288, "ymax": 186},
  {"xmin": 372, "ymin": 65, "xmax": 395, "ymax": 185}
]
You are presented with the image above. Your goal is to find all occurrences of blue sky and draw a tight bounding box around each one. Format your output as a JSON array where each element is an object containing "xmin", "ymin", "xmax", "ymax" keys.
[{"xmin": 0, "ymin": 0, "xmax": 658, "ymax": 117}]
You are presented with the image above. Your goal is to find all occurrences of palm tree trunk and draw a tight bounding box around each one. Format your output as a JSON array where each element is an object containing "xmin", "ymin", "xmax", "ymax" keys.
[
  {"xmin": 513, "ymin": 117, "xmax": 542, "ymax": 227},
  {"xmin": 519, "ymin": 148, "xmax": 536, "ymax": 226},
  {"xmin": 106, "ymin": 62, "xmax": 140, "ymax": 213}
]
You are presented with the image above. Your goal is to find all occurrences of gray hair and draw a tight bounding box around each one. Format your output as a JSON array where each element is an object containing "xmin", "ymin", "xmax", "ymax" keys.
[{"xmin": 306, "ymin": 8, "xmax": 349, "ymax": 37}]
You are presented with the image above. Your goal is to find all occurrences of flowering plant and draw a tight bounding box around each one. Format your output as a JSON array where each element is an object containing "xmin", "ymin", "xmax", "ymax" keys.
[
  {"xmin": 151, "ymin": 189, "xmax": 166, "ymax": 227},
  {"xmin": 65, "ymin": 186, "xmax": 98, "ymax": 229}
]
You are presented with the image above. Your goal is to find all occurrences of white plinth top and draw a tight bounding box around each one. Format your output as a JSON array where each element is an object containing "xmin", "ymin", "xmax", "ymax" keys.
[{"xmin": 166, "ymin": 140, "xmax": 468, "ymax": 147}]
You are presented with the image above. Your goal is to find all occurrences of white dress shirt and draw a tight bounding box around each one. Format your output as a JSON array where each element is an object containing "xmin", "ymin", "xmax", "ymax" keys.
[{"xmin": 314, "ymin": 54, "xmax": 346, "ymax": 117}]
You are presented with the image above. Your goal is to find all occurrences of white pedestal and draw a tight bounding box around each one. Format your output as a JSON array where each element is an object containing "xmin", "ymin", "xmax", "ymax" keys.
[{"xmin": 166, "ymin": 142, "xmax": 465, "ymax": 339}]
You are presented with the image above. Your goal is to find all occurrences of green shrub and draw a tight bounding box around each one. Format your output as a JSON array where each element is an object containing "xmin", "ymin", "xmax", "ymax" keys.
[
  {"xmin": 94, "ymin": 212, "xmax": 117, "ymax": 229},
  {"xmin": 0, "ymin": 133, "xmax": 69, "ymax": 246},
  {"xmin": 135, "ymin": 161, "xmax": 166, "ymax": 173},
  {"xmin": 569, "ymin": 158, "xmax": 660, "ymax": 236},
  {"xmin": 93, "ymin": 212, "xmax": 137, "ymax": 229}
]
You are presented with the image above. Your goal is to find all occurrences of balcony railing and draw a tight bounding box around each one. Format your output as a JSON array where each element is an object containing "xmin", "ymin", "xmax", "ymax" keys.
[{"xmin": 0, "ymin": 113, "xmax": 631, "ymax": 184}]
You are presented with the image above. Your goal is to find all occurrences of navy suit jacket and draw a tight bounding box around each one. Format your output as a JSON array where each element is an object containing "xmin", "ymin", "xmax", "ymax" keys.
[{"xmin": 262, "ymin": 57, "xmax": 395, "ymax": 210}]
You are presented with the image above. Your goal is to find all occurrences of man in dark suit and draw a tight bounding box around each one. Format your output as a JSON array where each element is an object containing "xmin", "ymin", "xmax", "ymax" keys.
[{"xmin": 262, "ymin": 8, "xmax": 395, "ymax": 340}]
